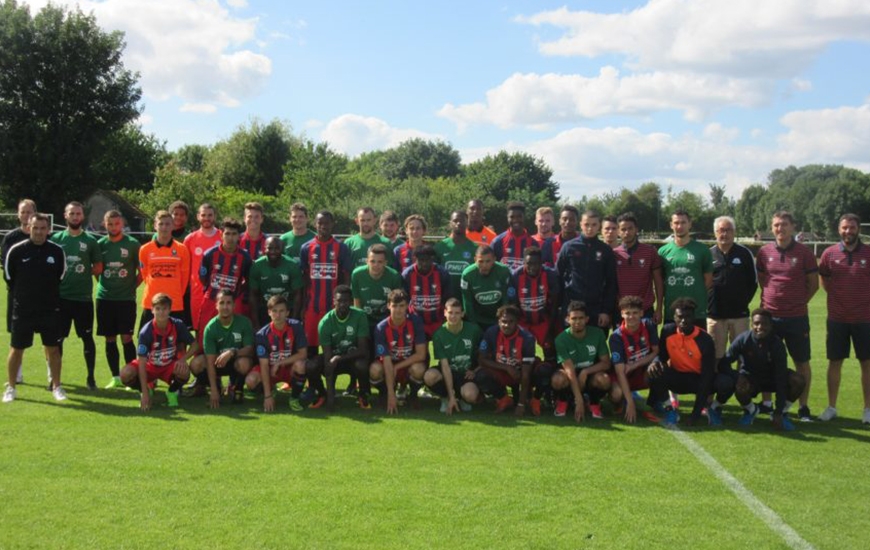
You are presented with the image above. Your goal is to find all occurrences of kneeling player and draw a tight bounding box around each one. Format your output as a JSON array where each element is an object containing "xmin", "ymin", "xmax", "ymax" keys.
[
  {"xmin": 121, "ymin": 293, "xmax": 198, "ymax": 411},
  {"xmin": 550, "ymin": 301, "xmax": 611, "ymax": 422},
  {"xmin": 317, "ymin": 285, "xmax": 371, "ymax": 410},
  {"xmin": 609, "ymin": 295, "xmax": 661, "ymax": 423},
  {"xmin": 476, "ymin": 305, "xmax": 536, "ymax": 415},
  {"xmin": 720, "ymin": 308, "xmax": 805, "ymax": 431},
  {"xmin": 424, "ymin": 298, "xmax": 482, "ymax": 414},
  {"xmin": 246, "ymin": 295, "xmax": 308, "ymax": 412},
  {"xmin": 370, "ymin": 289, "xmax": 427, "ymax": 414},
  {"xmin": 648, "ymin": 298, "xmax": 734, "ymax": 427},
  {"xmin": 190, "ymin": 290, "xmax": 255, "ymax": 409}
]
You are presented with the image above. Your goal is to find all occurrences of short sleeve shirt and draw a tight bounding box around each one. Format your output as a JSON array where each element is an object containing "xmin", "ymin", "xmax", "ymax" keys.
[
  {"xmin": 50, "ymin": 230, "xmax": 101, "ymax": 302},
  {"xmin": 432, "ymin": 321, "xmax": 482, "ymax": 373},
  {"xmin": 555, "ymin": 326, "xmax": 609, "ymax": 369},
  {"xmin": 203, "ymin": 315, "xmax": 255, "ymax": 355}
]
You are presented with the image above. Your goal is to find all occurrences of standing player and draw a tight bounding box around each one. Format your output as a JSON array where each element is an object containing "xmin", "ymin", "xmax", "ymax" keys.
[
  {"xmin": 279, "ymin": 202, "xmax": 316, "ymax": 261},
  {"xmin": 169, "ymin": 200, "xmax": 191, "ymax": 241},
  {"xmin": 317, "ymin": 285, "xmax": 371, "ymax": 410},
  {"xmin": 460, "ymin": 245, "xmax": 512, "ymax": 331},
  {"xmin": 509, "ymin": 247, "xmax": 559, "ymax": 362},
  {"xmin": 755, "ymin": 211, "xmax": 818, "ymax": 421},
  {"xmin": 532, "ymin": 207, "xmax": 556, "ymax": 245},
  {"xmin": 552, "ymin": 301, "xmax": 612, "ymax": 421},
  {"xmin": 609, "ymin": 295, "xmax": 661, "ymax": 423},
  {"xmin": 352, "ymin": 244, "xmax": 403, "ymax": 331},
  {"xmin": 613, "ymin": 212, "xmax": 663, "ymax": 324},
  {"xmin": 424, "ymin": 298, "xmax": 482, "ymax": 414},
  {"xmin": 370, "ymin": 289, "xmax": 427, "ymax": 414},
  {"xmin": 345, "ymin": 207, "xmax": 395, "ymax": 268},
  {"xmin": 184, "ymin": 203, "xmax": 222, "ymax": 330},
  {"xmin": 817, "ymin": 213, "xmax": 870, "ymax": 424},
  {"xmin": 434, "ymin": 210, "xmax": 478, "ymax": 301},
  {"xmin": 393, "ymin": 214, "xmax": 426, "ymax": 272},
  {"xmin": 190, "ymin": 290, "xmax": 255, "ymax": 408},
  {"xmin": 247, "ymin": 295, "xmax": 308, "ymax": 412},
  {"xmin": 402, "ymin": 244, "xmax": 451, "ymax": 339},
  {"xmin": 708, "ymin": 216, "xmax": 757, "ymax": 359},
  {"xmin": 50, "ymin": 201, "xmax": 102, "ymax": 389},
  {"xmin": 379, "ymin": 210, "xmax": 404, "ymax": 249},
  {"xmin": 649, "ymin": 298, "xmax": 734, "ymax": 427},
  {"xmin": 139, "ymin": 210, "xmax": 190, "ymax": 328},
  {"xmin": 601, "ymin": 216, "xmax": 619, "ymax": 249},
  {"xmin": 466, "ymin": 199, "xmax": 497, "ymax": 245},
  {"xmin": 96, "ymin": 210, "xmax": 141, "ymax": 389},
  {"xmin": 476, "ymin": 305, "xmax": 536, "ymax": 415},
  {"xmin": 3, "ymin": 213, "xmax": 67, "ymax": 403},
  {"xmin": 541, "ymin": 205, "xmax": 580, "ymax": 267},
  {"xmin": 248, "ymin": 236, "xmax": 303, "ymax": 327},
  {"xmin": 556, "ymin": 210, "xmax": 617, "ymax": 328},
  {"xmin": 121, "ymin": 293, "xmax": 197, "ymax": 410},
  {"xmin": 240, "ymin": 202, "xmax": 267, "ymax": 261},
  {"xmin": 658, "ymin": 209, "xmax": 713, "ymax": 326},
  {"xmin": 492, "ymin": 202, "xmax": 537, "ymax": 271},
  {"xmin": 1, "ymin": 198, "xmax": 36, "ymax": 383},
  {"xmin": 719, "ymin": 309, "xmax": 804, "ymax": 431},
  {"xmin": 196, "ymin": 218, "xmax": 252, "ymax": 337}
]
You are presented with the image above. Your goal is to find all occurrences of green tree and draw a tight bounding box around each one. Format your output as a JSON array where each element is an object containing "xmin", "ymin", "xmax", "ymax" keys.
[
  {"xmin": 92, "ymin": 123, "xmax": 168, "ymax": 192},
  {"xmin": 735, "ymin": 184, "xmax": 767, "ymax": 236},
  {"xmin": 0, "ymin": 0, "xmax": 141, "ymax": 213},
  {"xmin": 280, "ymin": 140, "xmax": 353, "ymax": 214},
  {"xmin": 174, "ymin": 144, "xmax": 210, "ymax": 173},
  {"xmin": 377, "ymin": 138, "xmax": 462, "ymax": 181},
  {"xmin": 120, "ymin": 161, "xmax": 217, "ymax": 218}
]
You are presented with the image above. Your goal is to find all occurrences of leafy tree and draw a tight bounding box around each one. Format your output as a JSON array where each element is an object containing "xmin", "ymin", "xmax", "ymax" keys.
[
  {"xmin": 735, "ymin": 184, "xmax": 767, "ymax": 236},
  {"xmin": 174, "ymin": 144, "xmax": 210, "ymax": 173},
  {"xmin": 377, "ymin": 138, "xmax": 462, "ymax": 181},
  {"xmin": 120, "ymin": 161, "xmax": 217, "ymax": 219},
  {"xmin": 280, "ymin": 140, "xmax": 353, "ymax": 214},
  {"xmin": 0, "ymin": 0, "xmax": 141, "ymax": 213},
  {"xmin": 91, "ymin": 123, "xmax": 168, "ymax": 192}
]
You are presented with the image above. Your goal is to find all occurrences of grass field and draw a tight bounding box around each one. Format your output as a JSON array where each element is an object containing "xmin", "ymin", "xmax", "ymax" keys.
[{"xmin": 1, "ymin": 290, "xmax": 869, "ymax": 549}]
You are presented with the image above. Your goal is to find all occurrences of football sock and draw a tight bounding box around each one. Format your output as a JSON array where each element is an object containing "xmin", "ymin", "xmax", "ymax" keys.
[
  {"xmin": 106, "ymin": 341, "xmax": 120, "ymax": 377},
  {"xmin": 122, "ymin": 341, "xmax": 137, "ymax": 364},
  {"xmin": 83, "ymin": 335, "xmax": 97, "ymax": 379}
]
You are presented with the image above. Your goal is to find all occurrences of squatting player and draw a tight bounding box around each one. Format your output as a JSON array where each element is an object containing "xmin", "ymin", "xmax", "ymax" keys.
[
  {"xmin": 476, "ymin": 305, "xmax": 536, "ymax": 415},
  {"xmin": 424, "ymin": 298, "xmax": 482, "ymax": 415},
  {"xmin": 317, "ymin": 285, "xmax": 371, "ymax": 410}
]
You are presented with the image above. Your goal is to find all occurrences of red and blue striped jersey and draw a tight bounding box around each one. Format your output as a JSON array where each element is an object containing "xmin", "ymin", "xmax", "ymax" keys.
[
  {"xmin": 300, "ymin": 237, "xmax": 351, "ymax": 315},
  {"xmin": 480, "ymin": 325, "xmax": 536, "ymax": 368},
  {"xmin": 492, "ymin": 229, "xmax": 537, "ymax": 271},
  {"xmin": 393, "ymin": 242, "xmax": 418, "ymax": 272},
  {"xmin": 255, "ymin": 319, "xmax": 307, "ymax": 366},
  {"xmin": 509, "ymin": 266, "xmax": 559, "ymax": 325},
  {"xmin": 541, "ymin": 233, "xmax": 577, "ymax": 267},
  {"xmin": 137, "ymin": 317, "xmax": 194, "ymax": 367},
  {"xmin": 199, "ymin": 245, "xmax": 252, "ymax": 301},
  {"xmin": 240, "ymin": 231, "xmax": 267, "ymax": 261},
  {"xmin": 374, "ymin": 313, "xmax": 426, "ymax": 361},
  {"xmin": 402, "ymin": 264, "xmax": 451, "ymax": 325}
]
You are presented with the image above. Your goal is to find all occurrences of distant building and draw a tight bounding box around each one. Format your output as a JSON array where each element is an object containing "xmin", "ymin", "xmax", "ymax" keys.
[{"xmin": 84, "ymin": 189, "xmax": 149, "ymax": 235}]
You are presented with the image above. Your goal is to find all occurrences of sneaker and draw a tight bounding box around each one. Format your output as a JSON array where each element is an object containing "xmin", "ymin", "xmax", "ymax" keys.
[
  {"xmin": 358, "ymin": 394, "xmax": 372, "ymax": 410},
  {"xmin": 798, "ymin": 405, "xmax": 812, "ymax": 422},
  {"xmin": 553, "ymin": 400, "xmax": 568, "ymax": 417},
  {"xmin": 589, "ymin": 403, "xmax": 603, "ymax": 419},
  {"xmin": 757, "ymin": 402, "xmax": 774, "ymax": 415},
  {"xmin": 86, "ymin": 378, "xmax": 97, "ymax": 391},
  {"xmin": 669, "ymin": 393, "xmax": 680, "ymax": 409},
  {"xmin": 777, "ymin": 414, "xmax": 796, "ymax": 432},
  {"xmin": 3, "ymin": 383, "xmax": 16, "ymax": 403},
  {"xmin": 663, "ymin": 408, "xmax": 679, "ymax": 426},
  {"xmin": 231, "ymin": 385, "xmax": 244, "ymax": 404},
  {"xmin": 863, "ymin": 408, "xmax": 870, "ymax": 425},
  {"xmin": 166, "ymin": 390, "xmax": 179, "ymax": 408},
  {"xmin": 276, "ymin": 382, "xmax": 292, "ymax": 393},
  {"xmin": 440, "ymin": 398, "xmax": 449, "ymax": 413},
  {"xmin": 15, "ymin": 366, "xmax": 23, "ymax": 384},
  {"xmin": 707, "ymin": 406, "xmax": 723, "ymax": 426},
  {"xmin": 308, "ymin": 395, "xmax": 326, "ymax": 409},
  {"xmin": 104, "ymin": 376, "xmax": 124, "ymax": 389},
  {"xmin": 288, "ymin": 398, "xmax": 304, "ymax": 412},
  {"xmin": 739, "ymin": 404, "xmax": 758, "ymax": 426},
  {"xmin": 494, "ymin": 395, "xmax": 513, "ymax": 413},
  {"xmin": 52, "ymin": 385, "xmax": 68, "ymax": 402},
  {"xmin": 529, "ymin": 398, "xmax": 542, "ymax": 417},
  {"xmin": 182, "ymin": 383, "xmax": 207, "ymax": 398},
  {"xmin": 641, "ymin": 411, "xmax": 660, "ymax": 423},
  {"xmin": 342, "ymin": 385, "xmax": 358, "ymax": 397},
  {"xmin": 460, "ymin": 400, "xmax": 472, "ymax": 412},
  {"xmin": 817, "ymin": 406, "xmax": 837, "ymax": 421}
]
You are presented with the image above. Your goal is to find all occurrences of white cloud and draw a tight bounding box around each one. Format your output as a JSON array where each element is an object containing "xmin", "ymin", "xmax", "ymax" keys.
[
  {"xmin": 439, "ymin": 68, "xmax": 771, "ymax": 130},
  {"xmin": 22, "ymin": 0, "xmax": 272, "ymax": 111},
  {"xmin": 319, "ymin": 114, "xmax": 442, "ymax": 158},
  {"xmin": 518, "ymin": 1, "xmax": 870, "ymax": 78},
  {"xmin": 778, "ymin": 102, "xmax": 870, "ymax": 164},
  {"xmin": 226, "ymin": 0, "xmax": 247, "ymax": 8}
]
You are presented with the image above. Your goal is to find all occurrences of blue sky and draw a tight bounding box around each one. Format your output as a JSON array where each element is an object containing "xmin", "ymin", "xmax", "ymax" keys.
[{"xmin": 23, "ymin": 0, "xmax": 870, "ymax": 200}]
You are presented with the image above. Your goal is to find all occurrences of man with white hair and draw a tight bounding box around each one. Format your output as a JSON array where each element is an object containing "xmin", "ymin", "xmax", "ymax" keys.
[{"xmin": 708, "ymin": 216, "xmax": 757, "ymax": 359}]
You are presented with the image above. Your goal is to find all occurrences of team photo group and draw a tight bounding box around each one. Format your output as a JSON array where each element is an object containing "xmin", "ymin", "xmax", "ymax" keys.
[{"xmin": 3, "ymin": 197, "xmax": 869, "ymax": 432}]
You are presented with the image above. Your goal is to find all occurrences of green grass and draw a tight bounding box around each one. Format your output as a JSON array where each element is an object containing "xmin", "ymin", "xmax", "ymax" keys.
[{"xmin": 1, "ymin": 291, "xmax": 869, "ymax": 549}]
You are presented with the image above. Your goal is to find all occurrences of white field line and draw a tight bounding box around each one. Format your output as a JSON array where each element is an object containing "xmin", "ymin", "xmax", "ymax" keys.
[{"xmin": 668, "ymin": 427, "xmax": 816, "ymax": 550}]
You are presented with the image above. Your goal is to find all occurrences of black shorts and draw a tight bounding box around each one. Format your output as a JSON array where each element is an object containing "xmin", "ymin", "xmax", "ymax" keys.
[
  {"xmin": 826, "ymin": 320, "xmax": 870, "ymax": 361},
  {"xmin": 10, "ymin": 309, "xmax": 62, "ymax": 349},
  {"xmin": 96, "ymin": 300, "xmax": 137, "ymax": 337},
  {"xmin": 425, "ymin": 368, "xmax": 471, "ymax": 398},
  {"xmin": 734, "ymin": 369, "xmax": 797, "ymax": 396},
  {"xmin": 772, "ymin": 315, "xmax": 811, "ymax": 363},
  {"xmin": 58, "ymin": 298, "xmax": 94, "ymax": 339}
]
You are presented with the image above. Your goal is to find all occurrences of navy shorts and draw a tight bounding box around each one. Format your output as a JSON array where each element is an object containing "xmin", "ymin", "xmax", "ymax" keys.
[
  {"xmin": 826, "ymin": 320, "xmax": 870, "ymax": 361},
  {"xmin": 772, "ymin": 315, "xmax": 811, "ymax": 363},
  {"xmin": 96, "ymin": 299, "xmax": 137, "ymax": 337},
  {"xmin": 58, "ymin": 298, "xmax": 94, "ymax": 339},
  {"xmin": 10, "ymin": 308, "xmax": 62, "ymax": 349}
]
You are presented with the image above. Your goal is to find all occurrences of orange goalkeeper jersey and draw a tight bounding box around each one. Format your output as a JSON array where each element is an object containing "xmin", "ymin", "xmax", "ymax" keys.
[{"xmin": 139, "ymin": 239, "xmax": 191, "ymax": 311}]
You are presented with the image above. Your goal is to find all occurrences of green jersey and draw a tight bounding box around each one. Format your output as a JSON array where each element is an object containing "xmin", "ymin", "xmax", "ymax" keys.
[
  {"xmin": 50, "ymin": 230, "xmax": 101, "ymax": 302},
  {"xmin": 203, "ymin": 315, "xmax": 254, "ymax": 355},
  {"xmin": 279, "ymin": 229, "xmax": 316, "ymax": 263},
  {"xmin": 432, "ymin": 321, "xmax": 482, "ymax": 373},
  {"xmin": 97, "ymin": 234, "xmax": 140, "ymax": 301},
  {"xmin": 658, "ymin": 239, "xmax": 714, "ymax": 317},
  {"xmin": 351, "ymin": 265, "xmax": 402, "ymax": 327},
  {"xmin": 460, "ymin": 262, "xmax": 512, "ymax": 327},
  {"xmin": 344, "ymin": 233, "xmax": 395, "ymax": 268},
  {"xmin": 318, "ymin": 307, "xmax": 369, "ymax": 356},
  {"xmin": 434, "ymin": 236, "xmax": 478, "ymax": 300},
  {"xmin": 249, "ymin": 255, "xmax": 304, "ymax": 309},
  {"xmin": 555, "ymin": 326, "xmax": 609, "ymax": 369}
]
